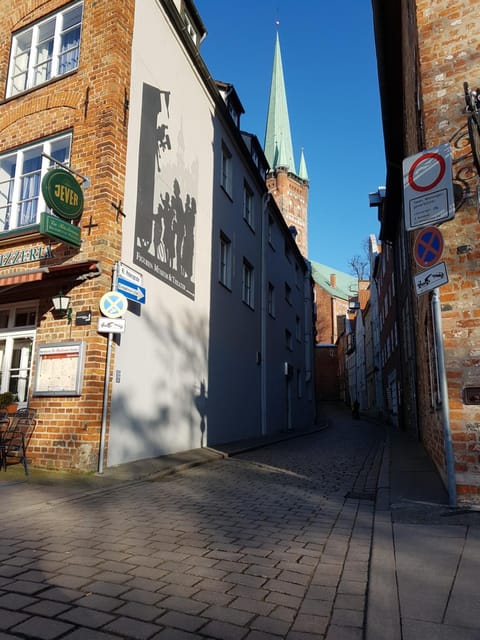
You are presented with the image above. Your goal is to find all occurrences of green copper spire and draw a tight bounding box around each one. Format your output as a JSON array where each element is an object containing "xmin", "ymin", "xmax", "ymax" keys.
[
  {"xmin": 298, "ymin": 148, "xmax": 308, "ymax": 181},
  {"xmin": 264, "ymin": 32, "xmax": 296, "ymax": 173}
]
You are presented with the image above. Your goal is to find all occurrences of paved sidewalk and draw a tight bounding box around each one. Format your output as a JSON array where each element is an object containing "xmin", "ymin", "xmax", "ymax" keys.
[{"xmin": 366, "ymin": 422, "xmax": 480, "ymax": 640}]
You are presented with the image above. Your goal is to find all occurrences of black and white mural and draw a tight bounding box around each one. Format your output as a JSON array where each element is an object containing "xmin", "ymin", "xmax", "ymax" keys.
[{"xmin": 134, "ymin": 83, "xmax": 197, "ymax": 299}]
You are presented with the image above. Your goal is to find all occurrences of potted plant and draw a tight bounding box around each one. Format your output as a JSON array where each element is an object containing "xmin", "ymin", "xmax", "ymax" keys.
[{"xmin": 0, "ymin": 391, "xmax": 18, "ymax": 413}]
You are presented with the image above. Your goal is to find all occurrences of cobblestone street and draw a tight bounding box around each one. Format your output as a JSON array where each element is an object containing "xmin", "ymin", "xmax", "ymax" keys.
[{"xmin": 0, "ymin": 411, "xmax": 384, "ymax": 639}]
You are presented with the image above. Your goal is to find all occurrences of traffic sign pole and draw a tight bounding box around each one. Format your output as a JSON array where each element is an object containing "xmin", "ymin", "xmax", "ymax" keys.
[{"xmin": 99, "ymin": 262, "xmax": 118, "ymax": 474}]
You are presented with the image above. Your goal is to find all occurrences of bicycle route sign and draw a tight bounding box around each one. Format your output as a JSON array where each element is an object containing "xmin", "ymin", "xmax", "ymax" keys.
[{"xmin": 414, "ymin": 226, "xmax": 444, "ymax": 268}]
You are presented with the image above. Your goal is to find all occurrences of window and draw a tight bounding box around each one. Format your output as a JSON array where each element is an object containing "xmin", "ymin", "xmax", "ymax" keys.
[
  {"xmin": 268, "ymin": 214, "xmax": 274, "ymax": 247},
  {"xmin": 267, "ymin": 282, "xmax": 275, "ymax": 317},
  {"xmin": 297, "ymin": 368, "xmax": 303, "ymax": 398},
  {"xmin": 219, "ymin": 232, "xmax": 232, "ymax": 289},
  {"xmin": 296, "ymin": 315, "xmax": 302, "ymax": 342},
  {"xmin": 285, "ymin": 329, "xmax": 293, "ymax": 351},
  {"xmin": 243, "ymin": 181, "xmax": 255, "ymax": 229},
  {"xmin": 0, "ymin": 304, "xmax": 37, "ymax": 404},
  {"xmin": 285, "ymin": 283, "xmax": 292, "ymax": 305},
  {"xmin": 7, "ymin": 2, "xmax": 83, "ymax": 97},
  {"xmin": 221, "ymin": 142, "xmax": 232, "ymax": 196},
  {"xmin": 242, "ymin": 259, "xmax": 254, "ymax": 308},
  {"xmin": 0, "ymin": 134, "xmax": 71, "ymax": 232},
  {"xmin": 295, "ymin": 262, "xmax": 300, "ymax": 288},
  {"xmin": 181, "ymin": 6, "xmax": 200, "ymax": 46}
]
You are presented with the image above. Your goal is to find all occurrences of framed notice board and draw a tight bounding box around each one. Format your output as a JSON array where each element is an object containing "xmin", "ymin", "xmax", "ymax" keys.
[{"xmin": 33, "ymin": 341, "xmax": 86, "ymax": 396}]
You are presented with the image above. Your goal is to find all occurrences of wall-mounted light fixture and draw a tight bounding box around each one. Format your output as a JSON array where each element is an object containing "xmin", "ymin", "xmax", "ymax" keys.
[{"xmin": 52, "ymin": 291, "xmax": 72, "ymax": 322}]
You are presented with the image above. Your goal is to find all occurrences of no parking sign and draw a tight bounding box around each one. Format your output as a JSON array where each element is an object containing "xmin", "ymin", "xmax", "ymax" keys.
[
  {"xmin": 414, "ymin": 226, "xmax": 444, "ymax": 268},
  {"xmin": 403, "ymin": 142, "xmax": 454, "ymax": 231}
]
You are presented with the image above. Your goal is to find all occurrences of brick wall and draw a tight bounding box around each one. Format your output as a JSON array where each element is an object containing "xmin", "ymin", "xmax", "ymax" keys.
[
  {"xmin": 414, "ymin": 0, "xmax": 480, "ymax": 502},
  {"xmin": 0, "ymin": 0, "xmax": 135, "ymax": 470},
  {"xmin": 267, "ymin": 170, "xmax": 309, "ymax": 257}
]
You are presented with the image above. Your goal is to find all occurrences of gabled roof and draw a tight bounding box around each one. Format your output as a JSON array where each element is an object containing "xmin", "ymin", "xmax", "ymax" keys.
[{"xmin": 310, "ymin": 260, "xmax": 358, "ymax": 301}]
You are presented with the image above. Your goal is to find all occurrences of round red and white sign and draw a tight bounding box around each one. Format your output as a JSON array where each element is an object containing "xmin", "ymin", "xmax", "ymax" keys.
[{"xmin": 408, "ymin": 152, "xmax": 446, "ymax": 192}]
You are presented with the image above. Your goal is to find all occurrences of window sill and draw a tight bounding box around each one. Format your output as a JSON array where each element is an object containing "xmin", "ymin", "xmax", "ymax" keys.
[
  {"xmin": 2, "ymin": 69, "xmax": 79, "ymax": 105},
  {"xmin": 0, "ymin": 224, "xmax": 41, "ymax": 245}
]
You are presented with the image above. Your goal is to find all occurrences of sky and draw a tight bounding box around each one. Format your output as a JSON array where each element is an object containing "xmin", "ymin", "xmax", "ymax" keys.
[{"xmin": 194, "ymin": 0, "xmax": 386, "ymax": 275}]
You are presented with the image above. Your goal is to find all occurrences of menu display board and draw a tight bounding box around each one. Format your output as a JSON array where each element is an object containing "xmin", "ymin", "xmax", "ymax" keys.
[{"xmin": 33, "ymin": 342, "xmax": 85, "ymax": 396}]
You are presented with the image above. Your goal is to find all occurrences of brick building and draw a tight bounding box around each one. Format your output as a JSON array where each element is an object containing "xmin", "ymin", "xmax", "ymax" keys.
[
  {"xmin": 264, "ymin": 32, "xmax": 309, "ymax": 258},
  {"xmin": 0, "ymin": 0, "xmax": 315, "ymax": 471},
  {"xmin": 373, "ymin": 0, "xmax": 480, "ymax": 504}
]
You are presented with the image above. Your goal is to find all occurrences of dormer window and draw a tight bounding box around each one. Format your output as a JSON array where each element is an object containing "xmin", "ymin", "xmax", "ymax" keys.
[
  {"xmin": 182, "ymin": 6, "xmax": 200, "ymax": 47},
  {"xmin": 228, "ymin": 102, "xmax": 240, "ymax": 127}
]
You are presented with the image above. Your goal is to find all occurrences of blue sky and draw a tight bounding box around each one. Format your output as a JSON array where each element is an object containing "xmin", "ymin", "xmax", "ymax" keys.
[{"xmin": 195, "ymin": 0, "xmax": 386, "ymax": 275}]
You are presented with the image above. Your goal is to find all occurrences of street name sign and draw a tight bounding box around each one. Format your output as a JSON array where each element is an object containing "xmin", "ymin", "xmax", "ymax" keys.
[
  {"xmin": 118, "ymin": 261, "xmax": 143, "ymax": 286},
  {"xmin": 403, "ymin": 142, "xmax": 454, "ymax": 231}
]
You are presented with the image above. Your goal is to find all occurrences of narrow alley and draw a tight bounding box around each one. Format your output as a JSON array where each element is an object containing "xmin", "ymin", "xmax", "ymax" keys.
[{"xmin": 1, "ymin": 405, "xmax": 479, "ymax": 640}]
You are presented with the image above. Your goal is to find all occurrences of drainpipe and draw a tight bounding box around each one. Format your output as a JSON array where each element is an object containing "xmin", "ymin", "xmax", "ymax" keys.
[
  {"xmin": 260, "ymin": 194, "xmax": 269, "ymax": 436},
  {"xmin": 432, "ymin": 287, "xmax": 457, "ymax": 506}
]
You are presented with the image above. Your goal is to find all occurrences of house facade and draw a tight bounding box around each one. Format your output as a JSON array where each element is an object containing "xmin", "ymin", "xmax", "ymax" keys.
[
  {"xmin": 372, "ymin": 0, "xmax": 480, "ymax": 504},
  {"xmin": 0, "ymin": 0, "xmax": 315, "ymax": 471}
]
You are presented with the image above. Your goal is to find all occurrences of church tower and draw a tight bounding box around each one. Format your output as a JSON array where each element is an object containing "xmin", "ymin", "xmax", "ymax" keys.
[{"xmin": 264, "ymin": 31, "xmax": 309, "ymax": 257}]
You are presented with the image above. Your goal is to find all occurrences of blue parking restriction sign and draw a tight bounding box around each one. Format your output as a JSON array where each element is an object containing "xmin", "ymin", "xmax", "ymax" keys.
[
  {"xmin": 414, "ymin": 226, "xmax": 444, "ymax": 268},
  {"xmin": 99, "ymin": 291, "xmax": 128, "ymax": 318}
]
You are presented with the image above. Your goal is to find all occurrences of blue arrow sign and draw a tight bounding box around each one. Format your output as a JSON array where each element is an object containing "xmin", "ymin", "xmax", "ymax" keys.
[{"xmin": 116, "ymin": 276, "xmax": 146, "ymax": 304}]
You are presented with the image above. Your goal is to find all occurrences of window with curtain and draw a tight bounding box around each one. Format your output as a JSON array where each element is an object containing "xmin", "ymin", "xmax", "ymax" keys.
[
  {"xmin": 0, "ymin": 134, "xmax": 71, "ymax": 232},
  {"xmin": 7, "ymin": 2, "xmax": 83, "ymax": 97}
]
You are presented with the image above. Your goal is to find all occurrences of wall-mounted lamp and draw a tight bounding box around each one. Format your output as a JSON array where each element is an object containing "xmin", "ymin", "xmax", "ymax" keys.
[{"xmin": 52, "ymin": 291, "xmax": 72, "ymax": 322}]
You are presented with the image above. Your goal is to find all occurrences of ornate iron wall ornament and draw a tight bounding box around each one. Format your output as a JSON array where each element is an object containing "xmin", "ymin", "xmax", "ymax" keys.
[{"xmin": 464, "ymin": 82, "xmax": 480, "ymax": 176}]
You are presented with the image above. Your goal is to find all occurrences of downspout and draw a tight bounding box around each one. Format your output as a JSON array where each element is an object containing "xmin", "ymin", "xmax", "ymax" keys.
[
  {"xmin": 432, "ymin": 287, "xmax": 457, "ymax": 506},
  {"xmin": 260, "ymin": 194, "xmax": 269, "ymax": 436}
]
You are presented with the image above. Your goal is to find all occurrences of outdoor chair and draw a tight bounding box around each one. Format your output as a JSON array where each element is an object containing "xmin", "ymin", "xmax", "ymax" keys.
[{"xmin": 0, "ymin": 408, "xmax": 36, "ymax": 475}]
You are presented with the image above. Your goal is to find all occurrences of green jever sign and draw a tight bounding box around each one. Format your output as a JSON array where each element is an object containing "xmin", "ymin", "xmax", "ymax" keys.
[{"xmin": 41, "ymin": 168, "xmax": 84, "ymax": 220}]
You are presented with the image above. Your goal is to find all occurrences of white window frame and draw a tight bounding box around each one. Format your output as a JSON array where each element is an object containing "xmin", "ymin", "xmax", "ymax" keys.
[
  {"xmin": 243, "ymin": 180, "xmax": 255, "ymax": 230},
  {"xmin": 7, "ymin": 1, "xmax": 83, "ymax": 97},
  {"xmin": 219, "ymin": 232, "xmax": 232, "ymax": 289},
  {"xmin": 242, "ymin": 258, "xmax": 254, "ymax": 309},
  {"xmin": 0, "ymin": 303, "xmax": 37, "ymax": 405},
  {"xmin": 0, "ymin": 133, "xmax": 72, "ymax": 233},
  {"xmin": 181, "ymin": 5, "xmax": 199, "ymax": 47},
  {"xmin": 221, "ymin": 142, "xmax": 233, "ymax": 197}
]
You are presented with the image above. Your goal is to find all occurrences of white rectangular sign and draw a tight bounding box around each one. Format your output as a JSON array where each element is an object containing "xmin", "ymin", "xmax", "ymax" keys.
[
  {"xmin": 403, "ymin": 143, "xmax": 454, "ymax": 231},
  {"xmin": 97, "ymin": 317, "xmax": 126, "ymax": 334},
  {"xmin": 414, "ymin": 261, "xmax": 449, "ymax": 296},
  {"xmin": 118, "ymin": 261, "xmax": 143, "ymax": 286}
]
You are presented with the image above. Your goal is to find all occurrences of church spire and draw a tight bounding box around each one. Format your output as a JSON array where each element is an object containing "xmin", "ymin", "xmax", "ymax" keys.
[
  {"xmin": 264, "ymin": 31, "xmax": 296, "ymax": 174},
  {"xmin": 298, "ymin": 148, "xmax": 309, "ymax": 181}
]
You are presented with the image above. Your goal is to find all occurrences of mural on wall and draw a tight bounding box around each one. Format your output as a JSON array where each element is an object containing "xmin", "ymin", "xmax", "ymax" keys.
[{"xmin": 134, "ymin": 83, "xmax": 196, "ymax": 299}]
